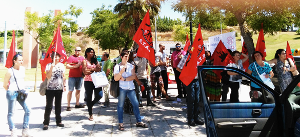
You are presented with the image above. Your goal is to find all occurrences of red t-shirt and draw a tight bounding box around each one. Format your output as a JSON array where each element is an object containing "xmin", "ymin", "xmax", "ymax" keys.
[{"xmin": 67, "ymin": 55, "xmax": 85, "ymax": 78}]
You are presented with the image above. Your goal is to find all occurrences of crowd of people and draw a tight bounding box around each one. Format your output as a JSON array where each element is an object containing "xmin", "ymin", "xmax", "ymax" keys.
[{"xmin": 3, "ymin": 42, "xmax": 298, "ymax": 136}]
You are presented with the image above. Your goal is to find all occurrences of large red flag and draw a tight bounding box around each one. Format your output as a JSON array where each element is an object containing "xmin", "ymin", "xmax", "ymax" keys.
[
  {"xmin": 183, "ymin": 33, "xmax": 190, "ymax": 52},
  {"xmin": 133, "ymin": 10, "xmax": 155, "ymax": 65},
  {"xmin": 5, "ymin": 30, "xmax": 16, "ymax": 68},
  {"xmin": 255, "ymin": 23, "xmax": 266, "ymax": 60},
  {"xmin": 241, "ymin": 41, "xmax": 249, "ymax": 72},
  {"xmin": 40, "ymin": 26, "xmax": 67, "ymax": 81},
  {"xmin": 211, "ymin": 40, "xmax": 234, "ymax": 78},
  {"xmin": 180, "ymin": 24, "xmax": 206, "ymax": 86}
]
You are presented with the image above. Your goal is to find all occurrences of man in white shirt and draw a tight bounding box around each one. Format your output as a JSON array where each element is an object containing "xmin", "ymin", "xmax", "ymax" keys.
[{"xmin": 155, "ymin": 44, "xmax": 169, "ymax": 98}]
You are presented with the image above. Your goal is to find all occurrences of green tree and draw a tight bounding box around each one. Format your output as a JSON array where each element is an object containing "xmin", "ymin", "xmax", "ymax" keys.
[
  {"xmin": 62, "ymin": 5, "xmax": 83, "ymax": 33},
  {"xmin": 173, "ymin": 0, "xmax": 299, "ymax": 62},
  {"xmin": 25, "ymin": 5, "xmax": 82, "ymax": 54},
  {"xmin": 86, "ymin": 5, "xmax": 133, "ymax": 52},
  {"xmin": 114, "ymin": 0, "xmax": 163, "ymax": 49},
  {"xmin": 172, "ymin": 25, "xmax": 197, "ymax": 43},
  {"xmin": 156, "ymin": 16, "xmax": 183, "ymax": 32}
]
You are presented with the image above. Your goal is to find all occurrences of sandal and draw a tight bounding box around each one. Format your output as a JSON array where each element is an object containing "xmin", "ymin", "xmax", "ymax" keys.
[
  {"xmin": 88, "ymin": 115, "xmax": 94, "ymax": 121},
  {"xmin": 136, "ymin": 122, "xmax": 148, "ymax": 128},
  {"xmin": 119, "ymin": 124, "xmax": 124, "ymax": 131},
  {"xmin": 66, "ymin": 107, "xmax": 71, "ymax": 111},
  {"xmin": 43, "ymin": 125, "xmax": 48, "ymax": 130}
]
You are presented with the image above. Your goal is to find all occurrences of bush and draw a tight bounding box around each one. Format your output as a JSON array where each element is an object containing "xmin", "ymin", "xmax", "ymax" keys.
[{"xmin": 296, "ymin": 29, "xmax": 300, "ymax": 35}]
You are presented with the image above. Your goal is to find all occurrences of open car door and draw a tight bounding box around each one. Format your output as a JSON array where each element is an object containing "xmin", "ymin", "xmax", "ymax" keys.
[
  {"xmin": 280, "ymin": 74, "xmax": 300, "ymax": 137},
  {"xmin": 198, "ymin": 66, "xmax": 283, "ymax": 137}
]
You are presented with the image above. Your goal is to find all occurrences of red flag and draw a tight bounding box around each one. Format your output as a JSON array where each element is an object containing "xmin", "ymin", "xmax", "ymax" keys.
[
  {"xmin": 286, "ymin": 41, "xmax": 294, "ymax": 60},
  {"xmin": 180, "ymin": 24, "xmax": 206, "ymax": 86},
  {"xmin": 211, "ymin": 40, "xmax": 234, "ymax": 78},
  {"xmin": 255, "ymin": 23, "xmax": 266, "ymax": 60},
  {"xmin": 40, "ymin": 26, "xmax": 67, "ymax": 81},
  {"xmin": 5, "ymin": 30, "xmax": 16, "ymax": 68},
  {"xmin": 286, "ymin": 41, "xmax": 297, "ymax": 70},
  {"xmin": 133, "ymin": 10, "xmax": 155, "ymax": 65},
  {"xmin": 241, "ymin": 42, "xmax": 249, "ymax": 72},
  {"xmin": 183, "ymin": 33, "xmax": 190, "ymax": 52}
]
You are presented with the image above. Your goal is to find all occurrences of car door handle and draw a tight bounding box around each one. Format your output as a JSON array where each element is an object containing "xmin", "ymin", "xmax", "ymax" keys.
[
  {"xmin": 217, "ymin": 121, "xmax": 257, "ymax": 129},
  {"xmin": 252, "ymin": 109, "xmax": 262, "ymax": 116}
]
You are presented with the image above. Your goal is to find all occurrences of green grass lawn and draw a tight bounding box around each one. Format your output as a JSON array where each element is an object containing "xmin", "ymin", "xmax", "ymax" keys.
[{"xmin": 236, "ymin": 32, "xmax": 300, "ymax": 61}]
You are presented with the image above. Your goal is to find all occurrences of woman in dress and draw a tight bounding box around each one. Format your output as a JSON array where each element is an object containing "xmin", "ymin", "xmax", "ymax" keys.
[
  {"xmin": 247, "ymin": 51, "xmax": 274, "ymax": 100},
  {"xmin": 114, "ymin": 51, "xmax": 148, "ymax": 131},
  {"xmin": 226, "ymin": 51, "xmax": 248, "ymax": 102},
  {"xmin": 3, "ymin": 54, "xmax": 31, "ymax": 137},
  {"xmin": 267, "ymin": 49, "xmax": 297, "ymax": 92},
  {"xmin": 82, "ymin": 48, "xmax": 102, "ymax": 121},
  {"xmin": 43, "ymin": 52, "xmax": 66, "ymax": 130}
]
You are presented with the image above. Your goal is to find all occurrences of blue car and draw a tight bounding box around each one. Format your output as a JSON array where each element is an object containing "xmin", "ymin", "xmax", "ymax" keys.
[{"xmin": 198, "ymin": 66, "xmax": 300, "ymax": 137}]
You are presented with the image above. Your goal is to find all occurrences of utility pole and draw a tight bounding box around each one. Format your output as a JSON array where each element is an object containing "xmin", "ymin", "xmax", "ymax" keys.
[
  {"xmin": 3, "ymin": 21, "xmax": 7, "ymax": 65},
  {"xmin": 155, "ymin": 16, "xmax": 158, "ymax": 52}
]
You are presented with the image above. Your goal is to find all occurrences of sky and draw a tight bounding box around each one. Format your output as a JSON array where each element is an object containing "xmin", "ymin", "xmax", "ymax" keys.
[{"xmin": 0, "ymin": 0, "xmax": 185, "ymax": 31}]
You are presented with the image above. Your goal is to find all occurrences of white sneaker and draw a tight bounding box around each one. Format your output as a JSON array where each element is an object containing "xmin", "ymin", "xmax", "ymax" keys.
[
  {"xmin": 22, "ymin": 128, "xmax": 32, "ymax": 137},
  {"xmin": 11, "ymin": 129, "xmax": 17, "ymax": 137}
]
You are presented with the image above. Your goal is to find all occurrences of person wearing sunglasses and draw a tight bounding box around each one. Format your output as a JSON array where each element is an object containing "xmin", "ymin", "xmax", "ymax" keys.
[
  {"xmin": 65, "ymin": 47, "xmax": 85, "ymax": 111},
  {"xmin": 171, "ymin": 43, "xmax": 186, "ymax": 98}
]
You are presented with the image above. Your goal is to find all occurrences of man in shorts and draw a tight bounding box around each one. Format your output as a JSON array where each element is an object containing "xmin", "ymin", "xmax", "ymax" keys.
[{"xmin": 66, "ymin": 47, "xmax": 85, "ymax": 111}]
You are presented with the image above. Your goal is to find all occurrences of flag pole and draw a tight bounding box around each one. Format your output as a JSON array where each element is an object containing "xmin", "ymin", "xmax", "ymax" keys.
[
  {"xmin": 53, "ymin": 26, "xmax": 59, "ymax": 65},
  {"xmin": 33, "ymin": 42, "xmax": 39, "ymax": 92}
]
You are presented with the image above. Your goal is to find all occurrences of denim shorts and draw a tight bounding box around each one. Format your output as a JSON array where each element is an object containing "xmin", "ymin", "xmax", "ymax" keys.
[{"xmin": 68, "ymin": 77, "xmax": 83, "ymax": 91}]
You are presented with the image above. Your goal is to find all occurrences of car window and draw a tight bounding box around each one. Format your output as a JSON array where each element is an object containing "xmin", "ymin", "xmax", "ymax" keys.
[
  {"xmin": 291, "ymin": 85, "xmax": 300, "ymax": 94},
  {"xmin": 202, "ymin": 69, "xmax": 275, "ymax": 103}
]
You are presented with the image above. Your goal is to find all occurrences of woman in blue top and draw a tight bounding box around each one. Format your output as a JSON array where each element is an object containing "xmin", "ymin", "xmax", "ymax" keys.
[
  {"xmin": 114, "ymin": 51, "xmax": 148, "ymax": 131},
  {"xmin": 247, "ymin": 51, "xmax": 274, "ymax": 94}
]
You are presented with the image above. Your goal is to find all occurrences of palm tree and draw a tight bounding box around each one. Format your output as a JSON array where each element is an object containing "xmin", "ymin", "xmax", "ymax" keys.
[{"xmin": 114, "ymin": 0, "xmax": 163, "ymax": 49}]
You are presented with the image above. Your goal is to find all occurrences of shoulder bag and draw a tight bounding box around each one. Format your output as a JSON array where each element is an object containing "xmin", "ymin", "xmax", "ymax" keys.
[
  {"xmin": 11, "ymin": 68, "xmax": 28, "ymax": 100},
  {"xmin": 39, "ymin": 78, "xmax": 48, "ymax": 96},
  {"xmin": 110, "ymin": 65, "xmax": 120, "ymax": 98},
  {"xmin": 254, "ymin": 63, "xmax": 275, "ymax": 90}
]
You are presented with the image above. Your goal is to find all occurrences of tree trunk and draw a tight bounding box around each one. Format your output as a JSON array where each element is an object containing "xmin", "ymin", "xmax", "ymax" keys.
[{"xmin": 235, "ymin": 11, "xmax": 255, "ymax": 63}]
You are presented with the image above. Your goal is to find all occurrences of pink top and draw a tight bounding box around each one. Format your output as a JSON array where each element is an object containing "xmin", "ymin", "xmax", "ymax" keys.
[
  {"xmin": 84, "ymin": 60, "xmax": 96, "ymax": 81},
  {"xmin": 171, "ymin": 50, "xmax": 186, "ymax": 68},
  {"xmin": 67, "ymin": 55, "xmax": 85, "ymax": 78}
]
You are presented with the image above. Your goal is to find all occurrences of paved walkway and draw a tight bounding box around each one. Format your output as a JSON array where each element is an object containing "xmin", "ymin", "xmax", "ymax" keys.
[{"xmin": 0, "ymin": 77, "xmax": 207, "ymax": 137}]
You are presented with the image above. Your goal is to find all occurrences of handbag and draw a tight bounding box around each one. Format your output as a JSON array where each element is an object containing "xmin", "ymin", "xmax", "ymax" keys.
[
  {"xmin": 254, "ymin": 63, "xmax": 275, "ymax": 90},
  {"xmin": 91, "ymin": 71, "xmax": 109, "ymax": 88},
  {"xmin": 110, "ymin": 65, "xmax": 120, "ymax": 98},
  {"xmin": 11, "ymin": 68, "xmax": 28, "ymax": 100},
  {"xmin": 39, "ymin": 78, "xmax": 48, "ymax": 96}
]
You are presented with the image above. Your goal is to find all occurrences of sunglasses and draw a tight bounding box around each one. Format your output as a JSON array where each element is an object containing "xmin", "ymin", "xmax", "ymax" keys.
[
  {"xmin": 75, "ymin": 50, "xmax": 81, "ymax": 51},
  {"xmin": 176, "ymin": 46, "xmax": 181, "ymax": 48}
]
